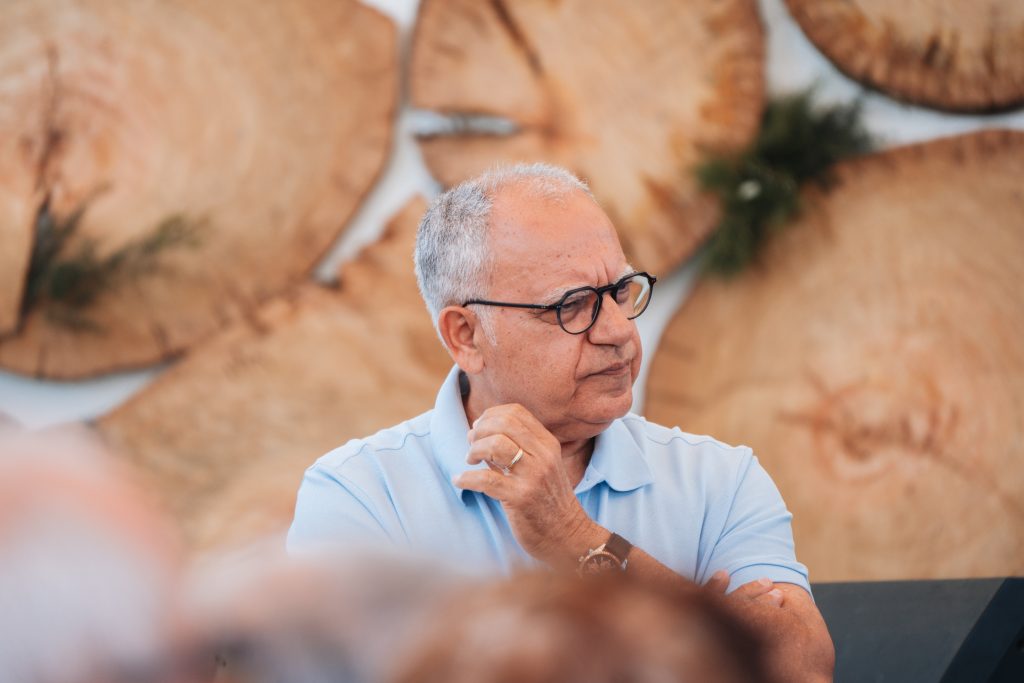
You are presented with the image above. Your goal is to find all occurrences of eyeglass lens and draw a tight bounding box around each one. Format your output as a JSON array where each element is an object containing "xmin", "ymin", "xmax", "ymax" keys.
[{"xmin": 557, "ymin": 275, "xmax": 652, "ymax": 334}]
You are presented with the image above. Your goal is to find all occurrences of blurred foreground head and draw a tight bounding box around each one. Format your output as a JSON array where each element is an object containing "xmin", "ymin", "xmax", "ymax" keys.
[
  {"xmin": 391, "ymin": 571, "xmax": 775, "ymax": 683},
  {"xmin": 0, "ymin": 427, "xmax": 191, "ymax": 683},
  {"xmin": 184, "ymin": 544, "xmax": 466, "ymax": 683}
]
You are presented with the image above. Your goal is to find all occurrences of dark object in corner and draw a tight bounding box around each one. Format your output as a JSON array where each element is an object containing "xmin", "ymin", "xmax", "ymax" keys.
[{"xmin": 812, "ymin": 577, "xmax": 1024, "ymax": 682}]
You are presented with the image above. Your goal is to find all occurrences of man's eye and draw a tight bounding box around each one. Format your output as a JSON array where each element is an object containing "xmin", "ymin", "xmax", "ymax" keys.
[
  {"xmin": 558, "ymin": 293, "xmax": 592, "ymax": 322},
  {"xmin": 536, "ymin": 309, "xmax": 560, "ymax": 325},
  {"xmin": 561, "ymin": 299, "xmax": 584, "ymax": 311},
  {"xmin": 559, "ymin": 303, "xmax": 582, "ymax": 322}
]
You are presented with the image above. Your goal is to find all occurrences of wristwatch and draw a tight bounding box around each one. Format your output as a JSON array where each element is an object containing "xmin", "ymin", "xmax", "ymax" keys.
[{"xmin": 577, "ymin": 532, "xmax": 633, "ymax": 576}]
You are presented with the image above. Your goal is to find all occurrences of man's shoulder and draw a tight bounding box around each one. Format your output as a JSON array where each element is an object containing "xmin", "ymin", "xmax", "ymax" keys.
[
  {"xmin": 617, "ymin": 413, "xmax": 756, "ymax": 476},
  {"xmin": 606, "ymin": 413, "xmax": 761, "ymax": 489},
  {"xmin": 311, "ymin": 410, "xmax": 435, "ymax": 476}
]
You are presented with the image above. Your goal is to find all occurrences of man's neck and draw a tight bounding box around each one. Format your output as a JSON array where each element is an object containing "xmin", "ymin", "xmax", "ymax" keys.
[{"xmin": 559, "ymin": 437, "xmax": 595, "ymax": 487}]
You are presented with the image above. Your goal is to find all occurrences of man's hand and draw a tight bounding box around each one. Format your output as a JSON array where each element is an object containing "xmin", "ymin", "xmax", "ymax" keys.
[
  {"xmin": 453, "ymin": 403, "xmax": 593, "ymax": 566},
  {"xmin": 706, "ymin": 570, "xmax": 835, "ymax": 683},
  {"xmin": 705, "ymin": 570, "xmax": 786, "ymax": 608}
]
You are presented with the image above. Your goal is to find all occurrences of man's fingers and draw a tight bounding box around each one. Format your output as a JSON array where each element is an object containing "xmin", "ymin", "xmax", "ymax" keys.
[
  {"xmin": 452, "ymin": 469, "xmax": 510, "ymax": 499},
  {"xmin": 466, "ymin": 433, "xmax": 521, "ymax": 467},
  {"xmin": 754, "ymin": 588, "xmax": 785, "ymax": 607},
  {"xmin": 730, "ymin": 577, "xmax": 776, "ymax": 600},
  {"xmin": 705, "ymin": 570, "xmax": 730, "ymax": 594},
  {"xmin": 469, "ymin": 405, "xmax": 557, "ymax": 460}
]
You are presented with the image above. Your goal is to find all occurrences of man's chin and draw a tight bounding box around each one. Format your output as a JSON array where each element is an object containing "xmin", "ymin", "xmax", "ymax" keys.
[
  {"xmin": 549, "ymin": 383, "xmax": 635, "ymax": 441},
  {"xmin": 558, "ymin": 419, "xmax": 624, "ymax": 444},
  {"xmin": 574, "ymin": 394, "xmax": 634, "ymax": 432}
]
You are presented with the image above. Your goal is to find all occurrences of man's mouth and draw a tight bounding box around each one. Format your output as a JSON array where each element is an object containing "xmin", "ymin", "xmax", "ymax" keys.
[{"xmin": 594, "ymin": 360, "xmax": 631, "ymax": 376}]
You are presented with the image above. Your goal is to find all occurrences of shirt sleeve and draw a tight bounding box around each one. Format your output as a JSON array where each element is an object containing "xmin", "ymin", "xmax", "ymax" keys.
[
  {"xmin": 286, "ymin": 460, "xmax": 392, "ymax": 553},
  {"xmin": 704, "ymin": 452, "xmax": 811, "ymax": 595}
]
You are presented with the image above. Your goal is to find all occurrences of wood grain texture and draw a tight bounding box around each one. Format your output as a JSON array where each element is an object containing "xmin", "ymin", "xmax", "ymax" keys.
[
  {"xmin": 0, "ymin": 120, "xmax": 35, "ymax": 336},
  {"xmin": 645, "ymin": 130, "xmax": 1024, "ymax": 581},
  {"xmin": 786, "ymin": 0, "xmax": 1024, "ymax": 112},
  {"xmin": 0, "ymin": 220, "xmax": 30, "ymax": 338},
  {"xmin": 0, "ymin": 0, "xmax": 397, "ymax": 377},
  {"xmin": 96, "ymin": 198, "xmax": 451, "ymax": 552},
  {"xmin": 409, "ymin": 0, "xmax": 765, "ymax": 275}
]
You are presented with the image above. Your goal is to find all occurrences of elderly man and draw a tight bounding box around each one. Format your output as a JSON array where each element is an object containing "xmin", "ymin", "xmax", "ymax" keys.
[{"xmin": 288, "ymin": 164, "xmax": 833, "ymax": 681}]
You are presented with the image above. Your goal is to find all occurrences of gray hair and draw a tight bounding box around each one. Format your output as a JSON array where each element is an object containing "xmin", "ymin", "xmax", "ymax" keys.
[{"xmin": 414, "ymin": 163, "xmax": 593, "ymax": 337}]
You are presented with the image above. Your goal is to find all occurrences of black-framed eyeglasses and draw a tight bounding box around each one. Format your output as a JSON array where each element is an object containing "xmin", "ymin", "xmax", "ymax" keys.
[{"xmin": 463, "ymin": 271, "xmax": 657, "ymax": 335}]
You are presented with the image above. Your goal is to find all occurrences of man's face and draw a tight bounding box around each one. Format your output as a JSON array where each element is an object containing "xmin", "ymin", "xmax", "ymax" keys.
[{"xmin": 471, "ymin": 184, "xmax": 643, "ymax": 442}]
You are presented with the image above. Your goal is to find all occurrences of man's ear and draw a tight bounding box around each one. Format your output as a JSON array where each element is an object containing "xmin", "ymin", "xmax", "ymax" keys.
[{"xmin": 438, "ymin": 306, "xmax": 485, "ymax": 374}]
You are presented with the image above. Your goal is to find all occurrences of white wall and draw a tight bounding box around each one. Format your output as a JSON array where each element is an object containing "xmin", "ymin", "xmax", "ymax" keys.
[{"xmin": 1, "ymin": 0, "xmax": 1021, "ymax": 428}]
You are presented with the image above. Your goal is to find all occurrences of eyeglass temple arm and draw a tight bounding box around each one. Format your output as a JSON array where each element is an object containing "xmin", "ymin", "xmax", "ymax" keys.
[{"xmin": 462, "ymin": 300, "xmax": 557, "ymax": 310}]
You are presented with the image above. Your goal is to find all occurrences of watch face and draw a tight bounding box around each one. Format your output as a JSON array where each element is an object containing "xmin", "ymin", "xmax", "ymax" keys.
[{"xmin": 580, "ymin": 551, "xmax": 623, "ymax": 576}]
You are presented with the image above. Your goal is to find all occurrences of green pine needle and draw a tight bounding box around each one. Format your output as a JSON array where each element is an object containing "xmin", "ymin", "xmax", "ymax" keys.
[
  {"xmin": 697, "ymin": 89, "xmax": 873, "ymax": 276},
  {"xmin": 20, "ymin": 202, "xmax": 203, "ymax": 331}
]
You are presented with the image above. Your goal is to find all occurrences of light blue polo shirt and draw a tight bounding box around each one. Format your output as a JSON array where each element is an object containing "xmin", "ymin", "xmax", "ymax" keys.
[{"xmin": 288, "ymin": 366, "xmax": 809, "ymax": 593}]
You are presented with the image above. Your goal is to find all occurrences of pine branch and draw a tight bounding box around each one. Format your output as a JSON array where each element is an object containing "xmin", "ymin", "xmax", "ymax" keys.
[
  {"xmin": 696, "ymin": 89, "xmax": 873, "ymax": 276},
  {"xmin": 20, "ymin": 202, "xmax": 203, "ymax": 331}
]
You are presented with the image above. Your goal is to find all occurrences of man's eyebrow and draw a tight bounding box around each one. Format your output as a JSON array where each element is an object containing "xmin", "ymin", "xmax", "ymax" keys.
[
  {"xmin": 537, "ymin": 285, "xmax": 572, "ymax": 305},
  {"xmin": 537, "ymin": 265, "xmax": 638, "ymax": 304}
]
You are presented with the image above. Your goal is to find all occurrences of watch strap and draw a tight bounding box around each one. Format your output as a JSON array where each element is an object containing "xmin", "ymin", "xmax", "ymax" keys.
[{"xmin": 604, "ymin": 532, "xmax": 633, "ymax": 568}]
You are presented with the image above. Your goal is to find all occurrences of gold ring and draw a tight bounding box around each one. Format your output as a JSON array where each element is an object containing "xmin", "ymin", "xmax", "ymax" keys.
[{"xmin": 501, "ymin": 447, "xmax": 525, "ymax": 475}]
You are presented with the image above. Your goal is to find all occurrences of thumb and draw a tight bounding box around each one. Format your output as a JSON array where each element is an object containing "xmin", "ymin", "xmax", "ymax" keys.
[
  {"xmin": 730, "ymin": 577, "xmax": 776, "ymax": 601},
  {"xmin": 704, "ymin": 570, "xmax": 731, "ymax": 594}
]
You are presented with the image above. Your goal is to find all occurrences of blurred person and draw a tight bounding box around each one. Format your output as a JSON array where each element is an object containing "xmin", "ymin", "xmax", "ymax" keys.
[
  {"xmin": 0, "ymin": 426, "xmax": 205, "ymax": 683},
  {"xmin": 289, "ymin": 164, "xmax": 833, "ymax": 681},
  {"xmin": 391, "ymin": 570, "xmax": 778, "ymax": 683},
  {"xmin": 183, "ymin": 543, "xmax": 466, "ymax": 683}
]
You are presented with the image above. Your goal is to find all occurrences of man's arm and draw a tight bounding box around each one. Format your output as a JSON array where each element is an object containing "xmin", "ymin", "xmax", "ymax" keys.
[
  {"xmin": 754, "ymin": 583, "xmax": 835, "ymax": 683},
  {"xmin": 705, "ymin": 571, "xmax": 833, "ymax": 681},
  {"xmin": 455, "ymin": 403, "xmax": 834, "ymax": 682},
  {"xmin": 555, "ymin": 520, "xmax": 834, "ymax": 683}
]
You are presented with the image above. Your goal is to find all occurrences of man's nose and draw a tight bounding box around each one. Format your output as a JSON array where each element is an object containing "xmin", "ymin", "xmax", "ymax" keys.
[{"xmin": 586, "ymin": 292, "xmax": 635, "ymax": 344}]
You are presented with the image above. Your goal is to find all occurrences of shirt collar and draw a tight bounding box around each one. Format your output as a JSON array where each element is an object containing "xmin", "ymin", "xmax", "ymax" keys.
[
  {"xmin": 577, "ymin": 416, "xmax": 654, "ymax": 494},
  {"xmin": 429, "ymin": 366, "xmax": 481, "ymax": 502},
  {"xmin": 429, "ymin": 366, "xmax": 654, "ymax": 502}
]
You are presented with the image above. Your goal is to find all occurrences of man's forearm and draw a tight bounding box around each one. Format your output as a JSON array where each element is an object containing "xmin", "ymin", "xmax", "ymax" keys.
[
  {"xmin": 563, "ymin": 522, "xmax": 834, "ymax": 682},
  {"xmin": 740, "ymin": 584, "xmax": 835, "ymax": 683},
  {"xmin": 556, "ymin": 520, "xmax": 692, "ymax": 587}
]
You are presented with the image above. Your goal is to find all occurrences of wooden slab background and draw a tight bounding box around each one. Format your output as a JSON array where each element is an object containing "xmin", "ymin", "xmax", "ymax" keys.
[
  {"xmin": 0, "ymin": 0, "xmax": 397, "ymax": 378},
  {"xmin": 97, "ymin": 199, "xmax": 451, "ymax": 552},
  {"xmin": 785, "ymin": 0, "xmax": 1024, "ymax": 112},
  {"xmin": 646, "ymin": 130, "xmax": 1024, "ymax": 581},
  {"xmin": 410, "ymin": 0, "xmax": 765, "ymax": 275}
]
